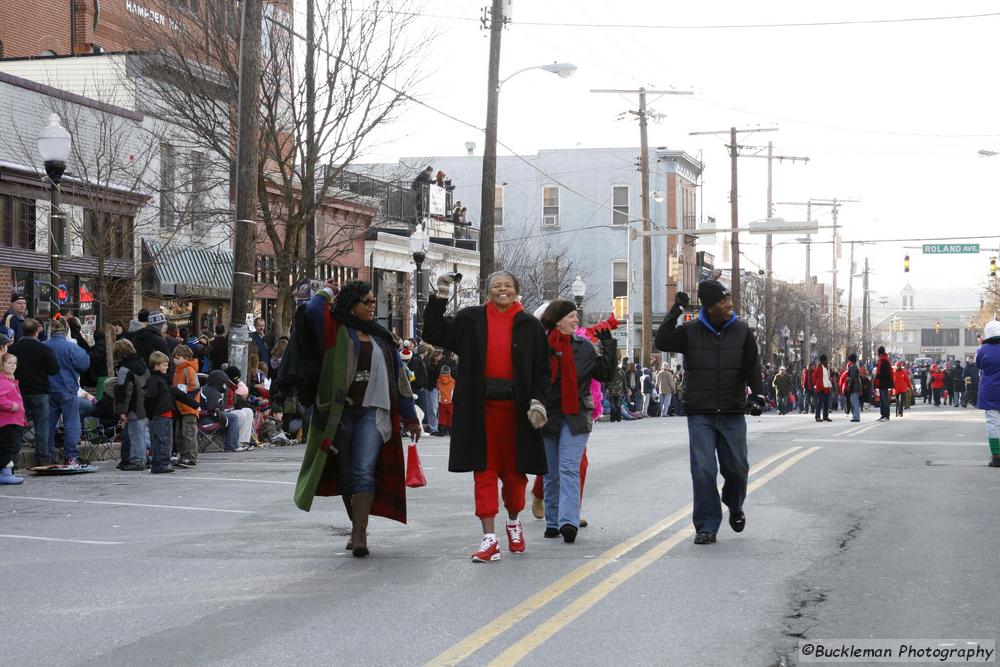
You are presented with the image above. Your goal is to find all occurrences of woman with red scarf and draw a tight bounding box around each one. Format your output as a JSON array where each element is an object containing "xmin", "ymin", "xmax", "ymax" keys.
[
  {"xmin": 423, "ymin": 270, "xmax": 550, "ymax": 562},
  {"xmin": 538, "ymin": 300, "xmax": 616, "ymax": 543}
]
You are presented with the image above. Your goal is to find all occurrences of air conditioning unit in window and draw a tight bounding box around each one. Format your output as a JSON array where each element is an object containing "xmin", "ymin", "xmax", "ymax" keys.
[{"xmin": 543, "ymin": 214, "xmax": 559, "ymax": 227}]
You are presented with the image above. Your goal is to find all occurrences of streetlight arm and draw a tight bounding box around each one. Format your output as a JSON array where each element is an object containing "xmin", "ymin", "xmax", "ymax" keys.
[{"xmin": 499, "ymin": 63, "xmax": 577, "ymax": 88}]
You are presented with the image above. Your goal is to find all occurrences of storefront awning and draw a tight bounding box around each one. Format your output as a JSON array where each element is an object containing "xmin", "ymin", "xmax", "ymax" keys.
[{"xmin": 142, "ymin": 239, "xmax": 233, "ymax": 300}]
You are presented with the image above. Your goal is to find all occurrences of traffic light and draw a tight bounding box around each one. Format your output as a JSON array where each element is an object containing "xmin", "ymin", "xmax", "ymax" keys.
[
  {"xmin": 991, "ymin": 256, "xmax": 998, "ymax": 277},
  {"xmin": 903, "ymin": 254, "xmax": 910, "ymax": 273},
  {"xmin": 935, "ymin": 321, "xmax": 941, "ymax": 334}
]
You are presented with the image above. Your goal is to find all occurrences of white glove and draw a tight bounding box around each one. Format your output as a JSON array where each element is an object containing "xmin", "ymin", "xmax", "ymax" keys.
[
  {"xmin": 435, "ymin": 273, "xmax": 457, "ymax": 299},
  {"xmin": 527, "ymin": 399, "xmax": 547, "ymax": 429}
]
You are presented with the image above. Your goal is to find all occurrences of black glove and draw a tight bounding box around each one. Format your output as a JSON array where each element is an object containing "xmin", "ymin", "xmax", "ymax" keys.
[
  {"xmin": 675, "ymin": 291, "xmax": 690, "ymax": 307},
  {"xmin": 594, "ymin": 328, "xmax": 613, "ymax": 343},
  {"xmin": 746, "ymin": 394, "xmax": 765, "ymax": 417}
]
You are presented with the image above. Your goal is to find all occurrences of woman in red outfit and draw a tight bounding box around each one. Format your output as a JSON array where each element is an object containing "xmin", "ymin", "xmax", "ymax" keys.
[{"xmin": 422, "ymin": 270, "xmax": 550, "ymax": 562}]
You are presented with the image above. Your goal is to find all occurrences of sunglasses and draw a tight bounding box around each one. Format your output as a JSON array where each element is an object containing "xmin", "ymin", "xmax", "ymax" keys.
[{"xmin": 359, "ymin": 298, "xmax": 377, "ymax": 306}]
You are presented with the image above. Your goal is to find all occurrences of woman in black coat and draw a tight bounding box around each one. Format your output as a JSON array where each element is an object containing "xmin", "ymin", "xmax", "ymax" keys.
[{"xmin": 422, "ymin": 270, "xmax": 550, "ymax": 562}]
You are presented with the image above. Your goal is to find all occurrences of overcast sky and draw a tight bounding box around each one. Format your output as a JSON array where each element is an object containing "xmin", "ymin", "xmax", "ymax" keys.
[{"xmin": 359, "ymin": 0, "xmax": 1000, "ymax": 315}]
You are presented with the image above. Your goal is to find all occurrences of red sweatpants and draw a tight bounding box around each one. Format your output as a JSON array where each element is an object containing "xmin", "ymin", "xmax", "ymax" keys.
[
  {"xmin": 474, "ymin": 470, "xmax": 528, "ymax": 518},
  {"xmin": 438, "ymin": 403, "xmax": 453, "ymax": 428},
  {"xmin": 532, "ymin": 448, "xmax": 588, "ymax": 500},
  {"xmin": 474, "ymin": 399, "xmax": 527, "ymax": 518}
]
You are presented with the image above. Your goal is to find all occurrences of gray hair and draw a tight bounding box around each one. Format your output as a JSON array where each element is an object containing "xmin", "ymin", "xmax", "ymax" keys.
[{"xmin": 486, "ymin": 270, "xmax": 520, "ymax": 294}]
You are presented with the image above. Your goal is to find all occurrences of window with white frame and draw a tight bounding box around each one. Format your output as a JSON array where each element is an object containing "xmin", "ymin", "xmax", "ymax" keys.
[
  {"xmin": 542, "ymin": 185, "xmax": 559, "ymax": 226},
  {"xmin": 612, "ymin": 185, "xmax": 629, "ymax": 225},
  {"xmin": 612, "ymin": 260, "xmax": 628, "ymax": 297}
]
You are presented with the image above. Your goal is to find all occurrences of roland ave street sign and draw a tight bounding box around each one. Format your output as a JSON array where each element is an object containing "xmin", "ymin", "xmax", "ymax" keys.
[{"xmin": 921, "ymin": 243, "xmax": 980, "ymax": 254}]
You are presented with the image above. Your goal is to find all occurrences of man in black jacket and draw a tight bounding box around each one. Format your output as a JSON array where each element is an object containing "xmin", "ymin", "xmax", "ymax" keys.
[
  {"xmin": 655, "ymin": 280, "xmax": 765, "ymax": 546},
  {"xmin": 8, "ymin": 319, "xmax": 59, "ymax": 464},
  {"xmin": 875, "ymin": 346, "xmax": 894, "ymax": 421}
]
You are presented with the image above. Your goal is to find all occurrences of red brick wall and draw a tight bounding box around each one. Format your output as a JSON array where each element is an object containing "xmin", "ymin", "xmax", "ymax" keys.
[{"xmin": 0, "ymin": 265, "xmax": 12, "ymax": 313}]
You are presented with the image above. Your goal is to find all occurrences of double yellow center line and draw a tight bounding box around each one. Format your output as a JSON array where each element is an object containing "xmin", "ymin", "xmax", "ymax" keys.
[{"xmin": 426, "ymin": 445, "xmax": 820, "ymax": 667}]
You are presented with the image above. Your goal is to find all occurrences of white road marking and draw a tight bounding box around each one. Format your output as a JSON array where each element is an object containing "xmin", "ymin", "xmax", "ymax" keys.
[
  {"xmin": 0, "ymin": 495, "xmax": 255, "ymax": 514},
  {"xmin": 182, "ymin": 476, "xmax": 294, "ymax": 485},
  {"xmin": 0, "ymin": 534, "xmax": 123, "ymax": 545}
]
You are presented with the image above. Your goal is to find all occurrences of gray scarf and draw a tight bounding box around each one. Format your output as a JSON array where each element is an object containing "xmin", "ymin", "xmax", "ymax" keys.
[{"xmin": 362, "ymin": 337, "xmax": 393, "ymax": 442}]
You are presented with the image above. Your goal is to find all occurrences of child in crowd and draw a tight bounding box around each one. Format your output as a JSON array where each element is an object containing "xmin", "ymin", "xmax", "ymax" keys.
[
  {"xmin": 145, "ymin": 351, "xmax": 199, "ymax": 474},
  {"xmin": 114, "ymin": 339, "xmax": 150, "ymax": 471},
  {"xmin": 436, "ymin": 365, "xmax": 455, "ymax": 436},
  {"xmin": 144, "ymin": 352, "xmax": 177, "ymax": 474},
  {"xmin": 172, "ymin": 345, "xmax": 200, "ymax": 468},
  {"xmin": 0, "ymin": 352, "xmax": 26, "ymax": 484}
]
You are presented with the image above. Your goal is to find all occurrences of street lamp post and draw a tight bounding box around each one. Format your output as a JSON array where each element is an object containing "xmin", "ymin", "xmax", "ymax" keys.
[
  {"xmin": 37, "ymin": 114, "xmax": 71, "ymax": 321},
  {"xmin": 781, "ymin": 325, "xmax": 791, "ymax": 366},
  {"xmin": 571, "ymin": 275, "xmax": 586, "ymax": 323},
  {"xmin": 410, "ymin": 225, "xmax": 430, "ymax": 340},
  {"xmin": 479, "ymin": 60, "xmax": 577, "ymax": 293},
  {"xmin": 797, "ymin": 329, "xmax": 805, "ymax": 368}
]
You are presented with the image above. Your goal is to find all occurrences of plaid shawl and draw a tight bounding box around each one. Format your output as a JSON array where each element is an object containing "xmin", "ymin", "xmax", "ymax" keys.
[{"xmin": 293, "ymin": 317, "xmax": 408, "ymax": 524}]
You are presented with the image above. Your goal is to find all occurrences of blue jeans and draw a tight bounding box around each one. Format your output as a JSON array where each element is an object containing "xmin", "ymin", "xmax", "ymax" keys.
[
  {"xmin": 126, "ymin": 418, "xmax": 150, "ymax": 465},
  {"xmin": 879, "ymin": 391, "xmax": 891, "ymax": 419},
  {"xmin": 48, "ymin": 392, "xmax": 81, "ymax": 461},
  {"xmin": 21, "ymin": 394, "xmax": 51, "ymax": 463},
  {"xmin": 687, "ymin": 414, "xmax": 749, "ymax": 534},
  {"xmin": 426, "ymin": 388, "xmax": 440, "ymax": 431},
  {"xmin": 542, "ymin": 421, "xmax": 589, "ymax": 530},
  {"xmin": 850, "ymin": 393, "xmax": 861, "ymax": 421},
  {"xmin": 335, "ymin": 407, "xmax": 384, "ymax": 494},
  {"xmin": 149, "ymin": 416, "xmax": 173, "ymax": 472},
  {"xmin": 658, "ymin": 393, "xmax": 673, "ymax": 416}
]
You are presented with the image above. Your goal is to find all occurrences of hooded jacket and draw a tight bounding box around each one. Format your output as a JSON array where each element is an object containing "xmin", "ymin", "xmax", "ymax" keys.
[
  {"xmin": 172, "ymin": 358, "xmax": 201, "ymax": 417},
  {"xmin": 44, "ymin": 333, "xmax": 91, "ymax": 395},
  {"xmin": 0, "ymin": 374, "xmax": 27, "ymax": 429},
  {"xmin": 976, "ymin": 321, "xmax": 1000, "ymax": 410},
  {"xmin": 115, "ymin": 354, "xmax": 150, "ymax": 420},
  {"xmin": 8, "ymin": 337, "xmax": 58, "ymax": 395}
]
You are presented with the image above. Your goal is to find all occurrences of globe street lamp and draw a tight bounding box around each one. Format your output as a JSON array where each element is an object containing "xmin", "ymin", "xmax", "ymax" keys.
[
  {"xmin": 571, "ymin": 275, "xmax": 586, "ymax": 322},
  {"xmin": 37, "ymin": 113, "xmax": 71, "ymax": 319},
  {"xmin": 409, "ymin": 225, "xmax": 430, "ymax": 339},
  {"xmin": 480, "ymin": 61, "xmax": 577, "ymax": 292},
  {"xmin": 797, "ymin": 329, "xmax": 806, "ymax": 369}
]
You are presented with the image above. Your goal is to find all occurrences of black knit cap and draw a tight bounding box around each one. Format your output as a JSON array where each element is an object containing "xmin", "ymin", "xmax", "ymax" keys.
[
  {"xmin": 539, "ymin": 299, "xmax": 577, "ymax": 330},
  {"xmin": 697, "ymin": 280, "xmax": 731, "ymax": 310},
  {"xmin": 224, "ymin": 365, "xmax": 241, "ymax": 382}
]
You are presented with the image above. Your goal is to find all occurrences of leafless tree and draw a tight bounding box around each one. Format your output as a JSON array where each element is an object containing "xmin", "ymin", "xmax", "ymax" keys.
[
  {"xmin": 495, "ymin": 231, "xmax": 595, "ymax": 317},
  {"xmin": 132, "ymin": 0, "xmax": 431, "ymax": 335}
]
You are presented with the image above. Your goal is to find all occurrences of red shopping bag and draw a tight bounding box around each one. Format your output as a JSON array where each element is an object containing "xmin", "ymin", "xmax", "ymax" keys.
[{"xmin": 405, "ymin": 443, "xmax": 427, "ymax": 488}]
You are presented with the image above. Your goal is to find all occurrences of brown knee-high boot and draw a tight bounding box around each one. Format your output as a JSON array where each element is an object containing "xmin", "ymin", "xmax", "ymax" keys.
[
  {"xmin": 343, "ymin": 494, "xmax": 354, "ymax": 550},
  {"xmin": 350, "ymin": 491, "xmax": 375, "ymax": 557}
]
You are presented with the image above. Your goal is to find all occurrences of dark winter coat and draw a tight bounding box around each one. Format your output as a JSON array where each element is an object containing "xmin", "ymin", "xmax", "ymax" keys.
[
  {"xmin": 422, "ymin": 295, "xmax": 549, "ymax": 473},
  {"xmin": 655, "ymin": 308, "xmax": 763, "ymax": 415},
  {"xmin": 543, "ymin": 334, "xmax": 616, "ymax": 436},
  {"xmin": 8, "ymin": 337, "xmax": 58, "ymax": 395},
  {"xmin": 114, "ymin": 354, "xmax": 150, "ymax": 419},
  {"xmin": 407, "ymin": 353, "xmax": 428, "ymax": 391},
  {"xmin": 875, "ymin": 355, "xmax": 894, "ymax": 391}
]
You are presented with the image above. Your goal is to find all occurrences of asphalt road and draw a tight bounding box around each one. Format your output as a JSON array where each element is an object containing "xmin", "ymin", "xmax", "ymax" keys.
[{"xmin": 3, "ymin": 402, "xmax": 998, "ymax": 666}]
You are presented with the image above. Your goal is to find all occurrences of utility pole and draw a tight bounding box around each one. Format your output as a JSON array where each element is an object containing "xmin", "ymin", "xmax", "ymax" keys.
[
  {"xmin": 831, "ymin": 204, "xmax": 840, "ymax": 362},
  {"xmin": 861, "ymin": 256, "xmax": 871, "ymax": 363},
  {"xmin": 303, "ymin": 0, "xmax": 317, "ymax": 282},
  {"xmin": 846, "ymin": 241, "xmax": 857, "ymax": 356},
  {"xmin": 689, "ymin": 127, "xmax": 779, "ymax": 316},
  {"xmin": 228, "ymin": 0, "xmax": 263, "ymax": 381},
  {"xmin": 594, "ymin": 87, "xmax": 691, "ymax": 364},
  {"xmin": 478, "ymin": 0, "xmax": 506, "ymax": 294},
  {"xmin": 742, "ymin": 142, "xmax": 809, "ymax": 363}
]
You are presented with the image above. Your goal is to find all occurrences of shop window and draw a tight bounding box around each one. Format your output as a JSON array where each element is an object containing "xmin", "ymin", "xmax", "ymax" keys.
[{"xmin": 0, "ymin": 195, "xmax": 37, "ymax": 250}]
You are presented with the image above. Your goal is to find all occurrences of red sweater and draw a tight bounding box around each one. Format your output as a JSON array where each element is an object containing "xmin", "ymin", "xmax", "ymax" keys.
[
  {"xmin": 813, "ymin": 364, "xmax": 832, "ymax": 393},
  {"xmin": 484, "ymin": 301, "xmax": 522, "ymax": 380}
]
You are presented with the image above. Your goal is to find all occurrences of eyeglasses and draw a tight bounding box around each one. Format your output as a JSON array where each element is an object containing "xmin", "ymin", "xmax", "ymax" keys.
[{"xmin": 359, "ymin": 298, "xmax": 377, "ymax": 306}]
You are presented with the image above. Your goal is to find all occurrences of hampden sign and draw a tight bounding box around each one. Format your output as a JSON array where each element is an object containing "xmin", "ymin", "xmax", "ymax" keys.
[
  {"xmin": 125, "ymin": 0, "xmax": 181, "ymax": 30},
  {"xmin": 922, "ymin": 243, "xmax": 980, "ymax": 254}
]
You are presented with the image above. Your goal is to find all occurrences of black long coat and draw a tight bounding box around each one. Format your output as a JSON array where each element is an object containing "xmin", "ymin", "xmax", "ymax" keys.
[{"xmin": 422, "ymin": 296, "xmax": 549, "ymax": 474}]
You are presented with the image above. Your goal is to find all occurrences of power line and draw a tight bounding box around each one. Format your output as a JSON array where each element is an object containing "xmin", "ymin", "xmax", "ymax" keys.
[{"xmin": 366, "ymin": 9, "xmax": 1000, "ymax": 30}]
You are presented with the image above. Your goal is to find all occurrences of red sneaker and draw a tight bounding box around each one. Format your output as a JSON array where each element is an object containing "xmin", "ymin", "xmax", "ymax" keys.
[
  {"xmin": 505, "ymin": 520, "xmax": 526, "ymax": 554},
  {"xmin": 471, "ymin": 535, "xmax": 501, "ymax": 562}
]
